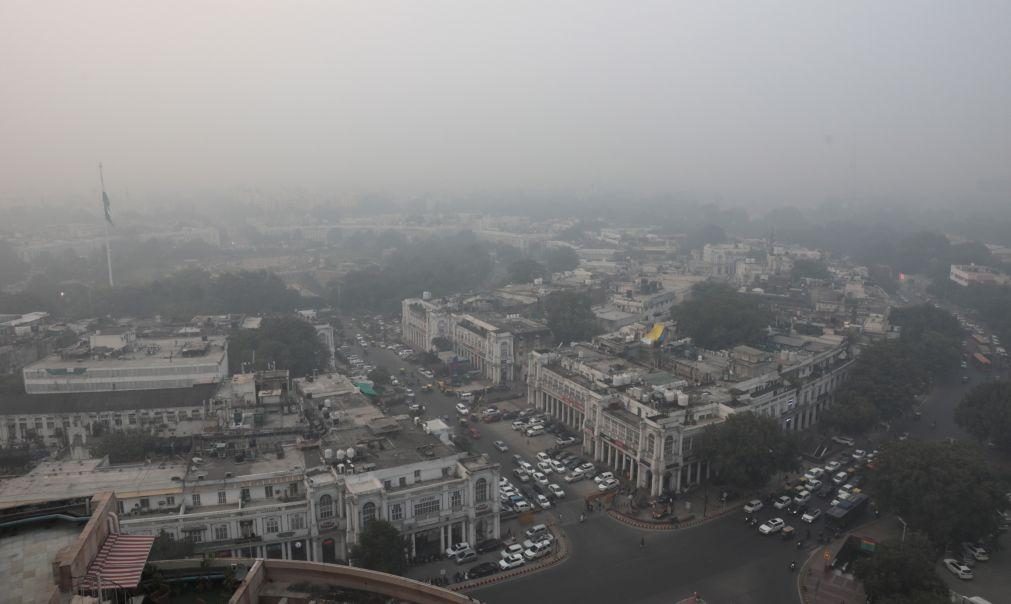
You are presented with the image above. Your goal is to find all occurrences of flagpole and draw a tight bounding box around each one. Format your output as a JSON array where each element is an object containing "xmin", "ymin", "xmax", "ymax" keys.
[{"xmin": 99, "ymin": 163, "xmax": 114, "ymax": 288}]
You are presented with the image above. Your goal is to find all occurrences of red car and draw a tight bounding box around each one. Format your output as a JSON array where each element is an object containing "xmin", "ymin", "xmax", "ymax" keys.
[{"xmin": 467, "ymin": 426, "xmax": 481, "ymax": 439}]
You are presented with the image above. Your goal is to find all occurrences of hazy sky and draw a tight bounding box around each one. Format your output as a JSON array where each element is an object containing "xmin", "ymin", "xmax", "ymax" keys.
[{"xmin": 2, "ymin": 1, "xmax": 1010, "ymax": 208}]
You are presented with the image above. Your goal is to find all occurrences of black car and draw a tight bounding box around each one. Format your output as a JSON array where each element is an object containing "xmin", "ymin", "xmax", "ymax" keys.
[
  {"xmin": 466, "ymin": 561, "xmax": 500, "ymax": 579},
  {"xmin": 501, "ymin": 410, "xmax": 519, "ymax": 420},
  {"xmin": 476, "ymin": 538, "xmax": 503, "ymax": 554}
]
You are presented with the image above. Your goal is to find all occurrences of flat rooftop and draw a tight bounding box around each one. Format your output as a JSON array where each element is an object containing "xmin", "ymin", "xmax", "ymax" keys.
[
  {"xmin": 321, "ymin": 417, "xmax": 456, "ymax": 471},
  {"xmin": 295, "ymin": 373, "xmax": 360, "ymax": 399},
  {"xmin": 27, "ymin": 336, "xmax": 227, "ymax": 371},
  {"xmin": 0, "ymin": 520, "xmax": 80, "ymax": 603},
  {"xmin": 0, "ymin": 459, "xmax": 187, "ymax": 506}
]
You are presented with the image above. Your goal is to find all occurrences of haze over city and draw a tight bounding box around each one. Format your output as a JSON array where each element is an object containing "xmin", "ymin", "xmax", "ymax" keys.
[{"xmin": 3, "ymin": 1, "xmax": 1011, "ymax": 207}]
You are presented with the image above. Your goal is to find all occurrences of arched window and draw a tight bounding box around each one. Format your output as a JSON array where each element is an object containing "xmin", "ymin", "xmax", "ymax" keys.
[
  {"xmin": 362, "ymin": 501, "xmax": 376, "ymax": 527},
  {"xmin": 475, "ymin": 478, "xmax": 488, "ymax": 503},
  {"xmin": 318, "ymin": 494, "xmax": 334, "ymax": 519},
  {"xmin": 646, "ymin": 434, "xmax": 656, "ymax": 454},
  {"xmin": 663, "ymin": 435, "xmax": 675, "ymax": 460}
]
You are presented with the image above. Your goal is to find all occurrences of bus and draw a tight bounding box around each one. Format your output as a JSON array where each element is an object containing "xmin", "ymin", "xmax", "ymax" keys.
[
  {"xmin": 825, "ymin": 493, "xmax": 870, "ymax": 530},
  {"xmin": 973, "ymin": 352, "xmax": 992, "ymax": 371}
]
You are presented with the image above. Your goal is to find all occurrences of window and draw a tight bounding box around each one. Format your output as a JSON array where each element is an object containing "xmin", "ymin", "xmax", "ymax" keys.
[
  {"xmin": 289, "ymin": 481, "xmax": 300, "ymax": 496},
  {"xmin": 191, "ymin": 493, "xmax": 201, "ymax": 507},
  {"xmin": 218, "ymin": 491, "xmax": 227, "ymax": 505},
  {"xmin": 117, "ymin": 500, "xmax": 124, "ymax": 514},
  {"xmin": 442, "ymin": 467, "xmax": 451, "ymax": 478},
  {"xmin": 475, "ymin": 478, "xmax": 488, "ymax": 503},
  {"xmin": 318, "ymin": 495, "xmax": 334, "ymax": 519},
  {"xmin": 362, "ymin": 502, "xmax": 377, "ymax": 526},
  {"xmin": 389, "ymin": 503, "xmax": 403, "ymax": 520},
  {"xmin": 264, "ymin": 485, "xmax": 274, "ymax": 498},
  {"xmin": 165, "ymin": 496, "xmax": 175, "ymax": 506},
  {"xmin": 139, "ymin": 498, "xmax": 150, "ymax": 509},
  {"xmin": 184, "ymin": 529, "xmax": 204, "ymax": 543},
  {"xmin": 264, "ymin": 517, "xmax": 279, "ymax": 534},
  {"xmin": 383, "ymin": 480, "xmax": 392, "ymax": 489},
  {"xmin": 413, "ymin": 498, "xmax": 440, "ymax": 518},
  {"xmin": 646, "ymin": 434, "xmax": 656, "ymax": 454},
  {"xmin": 289, "ymin": 513, "xmax": 305, "ymax": 531},
  {"xmin": 399, "ymin": 477, "xmax": 407, "ymax": 487},
  {"xmin": 451, "ymin": 491, "xmax": 462, "ymax": 509},
  {"xmin": 128, "ymin": 414, "xmax": 136, "ymax": 425},
  {"xmin": 214, "ymin": 525, "xmax": 229, "ymax": 540},
  {"xmin": 414, "ymin": 469, "xmax": 421, "ymax": 480},
  {"xmin": 240, "ymin": 488, "xmax": 251, "ymax": 502}
]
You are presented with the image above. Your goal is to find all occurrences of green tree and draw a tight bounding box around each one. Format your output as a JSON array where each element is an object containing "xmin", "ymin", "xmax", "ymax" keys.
[
  {"xmin": 700, "ymin": 412, "xmax": 798, "ymax": 490},
  {"xmin": 852, "ymin": 532, "xmax": 947, "ymax": 604},
  {"xmin": 672, "ymin": 282, "xmax": 772, "ymax": 349},
  {"xmin": 889, "ymin": 304, "xmax": 962, "ymax": 341},
  {"xmin": 871, "ymin": 441, "xmax": 1006, "ymax": 547},
  {"xmin": 955, "ymin": 382, "xmax": 1011, "ymax": 453},
  {"xmin": 544, "ymin": 291, "xmax": 599, "ymax": 344},
  {"xmin": 506, "ymin": 258, "xmax": 547, "ymax": 284},
  {"xmin": 367, "ymin": 367, "xmax": 391, "ymax": 386},
  {"xmin": 542, "ymin": 246, "xmax": 580, "ymax": 273},
  {"xmin": 148, "ymin": 530, "xmax": 196, "ymax": 561},
  {"xmin": 820, "ymin": 395, "xmax": 879, "ymax": 435},
  {"xmin": 228, "ymin": 317, "xmax": 329, "ymax": 377},
  {"xmin": 431, "ymin": 336, "xmax": 453, "ymax": 352},
  {"xmin": 349, "ymin": 520, "xmax": 407, "ymax": 575},
  {"xmin": 790, "ymin": 258, "xmax": 831, "ymax": 281},
  {"xmin": 89, "ymin": 430, "xmax": 163, "ymax": 463}
]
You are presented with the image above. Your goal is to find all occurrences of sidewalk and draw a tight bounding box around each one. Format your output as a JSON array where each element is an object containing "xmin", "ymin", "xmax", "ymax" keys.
[{"xmin": 798, "ymin": 516, "xmax": 901, "ymax": 604}]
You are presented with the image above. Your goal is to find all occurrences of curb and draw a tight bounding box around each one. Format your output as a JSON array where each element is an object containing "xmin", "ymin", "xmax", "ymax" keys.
[
  {"xmin": 607, "ymin": 503, "xmax": 744, "ymax": 532},
  {"xmin": 450, "ymin": 523, "xmax": 571, "ymax": 593}
]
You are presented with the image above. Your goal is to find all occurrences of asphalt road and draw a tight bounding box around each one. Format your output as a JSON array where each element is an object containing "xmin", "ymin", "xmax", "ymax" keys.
[{"xmin": 472, "ymin": 511, "xmax": 803, "ymax": 604}]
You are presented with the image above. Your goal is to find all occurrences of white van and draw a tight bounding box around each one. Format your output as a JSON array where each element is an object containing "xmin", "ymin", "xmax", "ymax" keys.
[{"xmin": 525, "ymin": 425, "xmax": 545, "ymax": 437}]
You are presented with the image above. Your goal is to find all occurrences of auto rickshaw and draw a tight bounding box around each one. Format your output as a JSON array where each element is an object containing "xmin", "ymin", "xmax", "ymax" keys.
[{"xmin": 781, "ymin": 525, "xmax": 795, "ymax": 541}]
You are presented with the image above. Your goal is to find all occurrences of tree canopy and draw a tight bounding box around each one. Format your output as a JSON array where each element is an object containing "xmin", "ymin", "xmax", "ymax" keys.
[
  {"xmin": 871, "ymin": 441, "xmax": 1006, "ymax": 547},
  {"xmin": 955, "ymin": 381, "xmax": 1011, "ymax": 454},
  {"xmin": 544, "ymin": 291, "xmax": 599, "ymax": 344},
  {"xmin": 700, "ymin": 412, "xmax": 798, "ymax": 490},
  {"xmin": 790, "ymin": 258, "xmax": 830, "ymax": 281},
  {"xmin": 852, "ymin": 532, "xmax": 948, "ymax": 604},
  {"xmin": 506, "ymin": 258, "xmax": 547, "ymax": 284},
  {"xmin": 672, "ymin": 282, "xmax": 772, "ymax": 350},
  {"xmin": 228, "ymin": 317, "xmax": 329, "ymax": 377},
  {"xmin": 349, "ymin": 520, "xmax": 407, "ymax": 575},
  {"xmin": 542, "ymin": 246, "xmax": 580, "ymax": 273}
]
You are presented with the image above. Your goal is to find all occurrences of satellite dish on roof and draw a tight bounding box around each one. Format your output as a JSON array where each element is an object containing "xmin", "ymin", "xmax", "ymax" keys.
[
  {"xmin": 346, "ymin": 447, "xmax": 356, "ymax": 460},
  {"xmin": 335, "ymin": 449, "xmax": 346, "ymax": 460}
]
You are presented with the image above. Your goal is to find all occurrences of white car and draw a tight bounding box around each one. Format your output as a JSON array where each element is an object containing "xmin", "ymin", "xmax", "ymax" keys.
[
  {"xmin": 548, "ymin": 484, "xmax": 565, "ymax": 499},
  {"xmin": 804, "ymin": 467, "xmax": 825, "ymax": 480},
  {"xmin": 794, "ymin": 490, "xmax": 811, "ymax": 506},
  {"xmin": 851, "ymin": 449, "xmax": 866, "ymax": 460},
  {"xmin": 825, "ymin": 460, "xmax": 842, "ymax": 472},
  {"xmin": 512, "ymin": 420, "xmax": 527, "ymax": 431},
  {"xmin": 962, "ymin": 542, "xmax": 990, "ymax": 561},
  {"xmin": 519, "ymin": 461, "xmax": 535, "ymax": 473},
  {"xmin": 832, "ymin": 436, "xmax": 855, "ymax": 446},
  {"xmin": 805, "ymin": 479, "xmax": 822, "ymax": 491},
  {"xmin": 594, "ymin": 472, "xmax": 615, "ymax": 485},
  {"xmin": 536, "ymin": 494, "xmax": 552, "ymax": 509},
  {"xmin": 578, "ymin": 462, "xmax": 596, "ymax": 474},
  {"xmin": 494, "ymin": 440, "xmax": 509, "ymax": 452},
  {"xmin": 943, "ymin": 558, "xmax": 974, "ymax": 580},
  {"xmin": 514, "ymin": 500, "xmax": 532, "ymax": 512},
  {"xmin": 536, "ymin": 461, "xmax": 554, "ymax": 475},
  {"xmin": 773, "ymin": 495, "xmax": 792, "ymax": 509},
  {"xmin": 549, "ymin": 460, "xmax": 566, "ymax": 474},
  {"xmin": 563, "ymin": 471, "xmax": 584, "ymax": 483},
  {"xmin": 801, "ymin": 509, "xmax": 822, "ymax": 523},
  {"xmin": 832, "ymin": 471, "xmax": 849, "ymax": 485},
  {"xmin": 759, "ymin": 518, "xmax": 785, "ymax": 535},
  {"xmin": 446, "ymin": 542, "xmax": 471, "ymax": 558},
  {"xmin": 533, "ymin": 472, "xmax": 549, "ymax": 486},
  {"xmin": 744, "ymin": 500, "xmax": 764, "ymax": 514},
  {"xmin": 501, "ymin": 544, "xmax": 524, "ymax": 558},
  {"xmin": 499, "ymin": 553, "xmax": 526, "ymax": 570},
  {"xmin": 598, "ymin": 477, "xmax": 620, "ymax": 491},
  {"xmin": 523, "ymin": 542, "xmax": 551, "ymax": 560},
  {"xmin": 456, "ymin": 403, "xmax": 470, "ymax": 415},
  {"xmin": 536, "ymin": 452, "xmax": 551, "ymax": 463}
]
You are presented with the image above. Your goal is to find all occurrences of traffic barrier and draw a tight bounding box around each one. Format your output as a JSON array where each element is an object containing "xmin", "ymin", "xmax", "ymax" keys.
[
  {"xmin": 607, "ymin": 503, "xmax": 743, "ymax": 531},
  {"xmin": 451, "ymin": 524, "xmax": 571, "ymax": 592}
]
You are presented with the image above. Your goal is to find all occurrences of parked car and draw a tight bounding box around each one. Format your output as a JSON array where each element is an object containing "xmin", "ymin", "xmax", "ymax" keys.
[
  {"xmin": 549, "ymin": 460, "xmax": 566, "ymax": 474},
  {"xmin": 801, "ymin": 509, "xmax": 822, "ymax": 523},
  {"xmin": 824, "ymin": 460, "xmax": 842, "ymax": 472},
  {"xmin": 446, "ymin": 542, "xmax": 471, "ymax": 558},
  {"xmin": 533, "ymin": 472, "xmax": 549, "ymax": 486},
  {"xmin": 804, "ymin": 467, "xmax": 825, "ymax": 480},
  {"xmin": 536, "ymin": 494, "xmax": 552, "ymax": 509},
  {"xmin": 805, "ymin": 479, "xmax": 823, "ymax": 491},
  {"xmin": 555, "ymin": 436, "xmax": 577, "ymax": 446},
  {"xmin": 594, "ymin": 472, "xmax": 615, "ymax": 485},
  {"xmin": 456, "ymin": 403, "xmax": 470, "ymax": 415},
  {"xmin": 564, "ymin": 471, "xmax": 584, "ymax": 483},
  {"xmin": 525, "ymin": 425, "xmax": 545, "ymax": 437},
  {"xmin": 598, "ymin": 477, "xmax": 620, "ymax": 491},
  {"xmin": 513, "ymin": 469, "xmax": 531, "ymax": 483},
  {"xmin": 523, "ymin": 542, "xmax": 551, "ymax": 561},
  {"xmin": 536, "ymin": 462, "xmax": 553, "ymax": 475},
  {"xmin": 501, "ymin": 543, "xmax": 524, "ymax": 558},
  {"xmin": 832, "ymin": 436, "xmax": 855, "ymax": 446},
  {"xmin": 476, "ymin": 539, "xmax": 503, "ymax": 554},
  {"xmin": 455, "ymin": 549, "xmax": 477, "ymax": 564},
  {"xmin": 794, "ymin": 490, "xmax": 812, "ymax": 506},
  {"xmin": 851, "ymin": 449, "xmax": 866, "ymax": 460},
  {"xmin": 494, "ymin": 440, "xmax": 509, "ymax": 452},
  {"xmin": 548, "ymin": 483, "xmax": 565, "ymax": 499},
  {"xmin": 744, "ymin": 499, "xmax": 764, "ymax": 514},
  {"xmin": 943, "ymin": 558, "xmax": 974, "ymax": 580},
  {"xmin": 499, "ymin": 553, "xmax": 526, "ymax": 570},
  {"xmin": 512, "ymin": 420, "xmax": 527, "ymax": 431},
  {"xmin": 513, "ymin": 500, "xmax": 532, "ymax": 512},
  {"xmin": 536, "ymin": 452, "xmax": 551, "ymax": 462},
  {"xmin": 774, "ymin": 495, "xmax": 793, "ymax": 509},
  {"xmin": 759, "ymin": 518, "xmax": 785, "ymax": 535},
  {"xmin": 466, "ymin": 561, "xmax": 500, "ymax": 579},
  {"xmin": 525, "ymin": 524, "xmax": 548, "ymax": 539}
]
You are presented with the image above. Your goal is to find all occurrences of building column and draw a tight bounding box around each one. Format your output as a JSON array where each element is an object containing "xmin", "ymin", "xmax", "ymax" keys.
[{"xmin": 410, "ymin": 533, "xmax": 417, "ymax": 558}]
